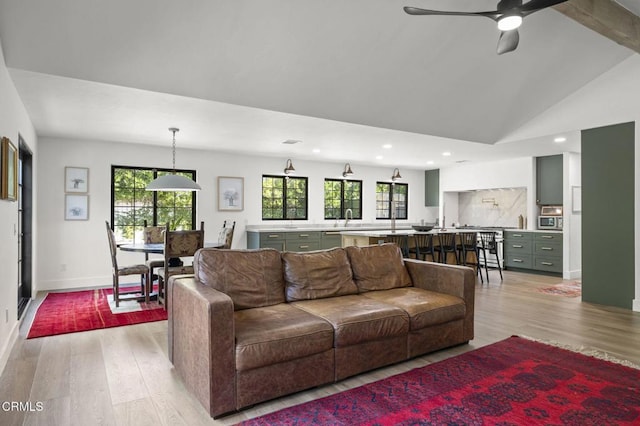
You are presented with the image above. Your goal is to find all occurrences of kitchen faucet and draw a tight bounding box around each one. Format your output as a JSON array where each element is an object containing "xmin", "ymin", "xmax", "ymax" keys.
[{"xmin": 345, "ymin": 208, "xmax": 353, "ymax": 227}]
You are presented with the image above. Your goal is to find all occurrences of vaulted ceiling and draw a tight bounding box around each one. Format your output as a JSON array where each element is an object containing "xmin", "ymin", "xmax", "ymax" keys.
[{"xmin": 0, "ymin": 0, "xmax": 638, "ymax": 169}]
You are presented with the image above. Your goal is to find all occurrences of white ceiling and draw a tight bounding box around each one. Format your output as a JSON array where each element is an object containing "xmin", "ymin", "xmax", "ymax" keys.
[{"xmin": 0, "ymin": 0, "xmax": 636, "ymax": 170}]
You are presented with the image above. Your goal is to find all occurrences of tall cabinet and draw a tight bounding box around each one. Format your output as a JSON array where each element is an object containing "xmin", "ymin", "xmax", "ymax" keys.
[{"xmin": 536, "ymin": 155, "xmax": 563, "ymax": 205}]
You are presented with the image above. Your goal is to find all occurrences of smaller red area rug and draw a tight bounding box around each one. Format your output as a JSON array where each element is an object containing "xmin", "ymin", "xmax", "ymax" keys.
[
  {"xmin": 537, "ymin": 281, "xmax": 582, "ymax": 297},
  {"xmin": 27, "ymin": 285, "xmax": 167, "ymax": 339},
  {"xmin": 237, "ymin": 336, "xmax": 640, "ymax": 425}
]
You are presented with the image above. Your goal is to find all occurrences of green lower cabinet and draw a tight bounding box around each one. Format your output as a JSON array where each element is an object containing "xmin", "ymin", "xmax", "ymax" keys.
[
  {"xmin": 505, "ymin": 254, "xmax": 533, "ymax": 269},
  {"xmin": 320, "ymin": 231, "xmax": 342, "ymax": 249},
  {"xmin": 504, "ymin": 231, "xmax": 562, "ymax": 275}
]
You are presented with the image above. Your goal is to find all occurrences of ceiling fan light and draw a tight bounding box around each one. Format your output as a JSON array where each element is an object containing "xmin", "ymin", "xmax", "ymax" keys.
[{"xmin": 497, "ymin": 15, "xmax": 522, "ymax": 31}]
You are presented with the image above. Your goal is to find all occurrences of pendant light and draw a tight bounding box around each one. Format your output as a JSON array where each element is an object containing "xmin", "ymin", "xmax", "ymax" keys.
[
  {"xmin": 284, "ymin": 159, "xmax": 296, "ymax": 175},
  {"xmin": 146, "ymin": 128, "xmax": 201, "ymax": 191},
  {"xmin": 342, "ymin": 163, "xmax": 354, "ymax": 178},
  {"xmin": 391, "ymin": 168, "xmax": 402, "ymax": 182}
]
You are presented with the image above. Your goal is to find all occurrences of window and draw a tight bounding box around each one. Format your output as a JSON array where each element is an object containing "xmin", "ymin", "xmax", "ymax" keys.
[
  {"xmin": 111, "ymin": 166, "xmax": 197, "ymax": 242},
  {"xmin": 376, "ymin": 182, "xmax": 408, "ymax": 220},
  {"xmin": 324, "ymin": 179, "xmax": 362, "ymax": 219},
  {"xmin": 262, "ymin": 175, "xmax": 308, "ymax": 220}
]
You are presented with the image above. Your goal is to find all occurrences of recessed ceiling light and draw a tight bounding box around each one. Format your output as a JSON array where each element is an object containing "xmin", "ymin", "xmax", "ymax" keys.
[
  {"xmin": 383, "ymin": 144, "xmax": 392, "ymax": 149},
  {"xmin": 312, "ymin": 148, "xmax": 320, "ymax": 153},
  {"xmin": 375, "ymin": 155, "xmax": 383, "ymax": 160},
  {"xmin": 426, "ymin": 161, "xmax": 434, "ymax": 165},
  {"xmin": 554, "ymin": 136, "xmax": 567, "ymax": 143},
  {"xmin": 442, "ymin": 151, "xmax": 452, "ymax": 156}
]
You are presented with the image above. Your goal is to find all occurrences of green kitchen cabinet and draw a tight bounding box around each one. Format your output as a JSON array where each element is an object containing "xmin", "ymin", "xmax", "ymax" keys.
[
  {"xmin": 536, "ymin": 155, "xmax": 563, "ymax": 205},
  {"xmin": 424, "ymin": 169, "xmax": 439, "ymax": 207}
]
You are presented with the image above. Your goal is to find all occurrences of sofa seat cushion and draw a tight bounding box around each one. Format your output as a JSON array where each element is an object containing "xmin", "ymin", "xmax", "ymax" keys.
[
  {"xmin": 292, "ymin": 295, "xmax": 409, "ymax": 347},
  {"xmin": 361, "ymin": 287, "xmax": 465, "ymax": 330},
  {"xmin": 283, "ymin": 248, "xmax": 358, "ymax": 302},
  {"xmin": 345, "ymin": 243, "xmax": 412, "ymax": 292},
  {"xmin": 194, "ymin": 248, "xmax": 285, "ymax": 310},
  {"xmin": 234, "ymin": 303, "xmax": 334, "ymax": 371}
]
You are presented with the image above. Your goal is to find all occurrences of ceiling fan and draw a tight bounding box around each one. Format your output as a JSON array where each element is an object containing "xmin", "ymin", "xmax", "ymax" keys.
[{"xmin": 404, "ymin": 0, "xmax": 568, "ymax": 54}]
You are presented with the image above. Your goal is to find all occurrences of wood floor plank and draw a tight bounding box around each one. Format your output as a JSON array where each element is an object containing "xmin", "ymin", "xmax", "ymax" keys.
[{"xmin": 2, "ymin": 270, "xmax": 639, "ymax": 425}]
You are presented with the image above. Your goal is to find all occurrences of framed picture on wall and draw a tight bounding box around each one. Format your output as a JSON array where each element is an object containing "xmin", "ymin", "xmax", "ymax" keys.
[
  {"xmin": 65, "ymin": 166, "xmax": 89, "ymax": 193},
  {"xmin": 1, "ymin": 137, "xmax": 18, "ymax": 201},
  {"xmin": 65, "ymin": 194, "xmax": 89, "ymax": 220},
  {"xmin": 218, "ymin": 176, "xmax": 244, "ymax": 211}
]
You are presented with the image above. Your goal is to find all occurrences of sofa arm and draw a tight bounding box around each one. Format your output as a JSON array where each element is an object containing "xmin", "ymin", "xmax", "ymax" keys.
[
  {"xmin": 404, "ymin": 259, "xmax": 475, "ymax": 342},
  {"xmin": 404, "ymin": 259, "xmax": 474, "ymax": 300},
  {"xmin": 168, "ymin": 276, "xmax": 236, "ymax": 418}
]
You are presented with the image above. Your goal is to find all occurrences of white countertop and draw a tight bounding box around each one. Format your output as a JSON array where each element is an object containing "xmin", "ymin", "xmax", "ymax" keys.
[
  {"xmin": 504, "ymin": 229, "xmax": 563, "ymax": 234},
  {"xmin": 340, "ymin": 228, "xmax": 505, "ymax": 237},
  {"xmin": 246, "ymin": 225, "xmax": 415, "ymax": 232}
]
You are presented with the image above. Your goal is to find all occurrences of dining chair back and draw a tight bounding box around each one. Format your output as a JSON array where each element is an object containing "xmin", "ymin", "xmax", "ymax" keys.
[
  {"xmin": 105, "ymin": 221, "xmax": 150, "ymax": 306},
  {"xmin": 143, "ymin": 220, "xmax": 166, "ymax": 279},
  {"xmin": 157, "ymin": 221, "xmax": 205, "ymax": 308},
  {"xmin": 218, "ymin": 220, "xmax": 236, "ymax": 249}
]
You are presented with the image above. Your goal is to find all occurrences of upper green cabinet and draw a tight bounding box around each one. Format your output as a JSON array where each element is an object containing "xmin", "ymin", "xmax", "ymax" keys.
[
  {"xmin": 536, "ymin": 155, "xmax": 563, "ymax": 205},
  {"xmin": 424, "ymin": 169, "xmax": 439, "ymax": 207}
]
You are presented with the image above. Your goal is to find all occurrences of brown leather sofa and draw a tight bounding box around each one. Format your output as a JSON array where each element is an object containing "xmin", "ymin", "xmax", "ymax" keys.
[{"xmin": 168, "ymin": 243, "xmax": 475, "ymax": 418}]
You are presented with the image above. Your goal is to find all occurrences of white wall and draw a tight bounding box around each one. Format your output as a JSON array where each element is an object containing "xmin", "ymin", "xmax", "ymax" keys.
[
  {"xmin": 563, "ymin": 152, "xmax": 581, "ymax": 279},
  {"xmin": 0, "ymin": 41, "xmax": 38, "ymax": 373},
  {"xmin": 37, "ymin": 137, "xmax": 431, "ymax": 290},
  {"xmin": 440, "ymin": 157, "xmax": 537, "ymax": 229}
]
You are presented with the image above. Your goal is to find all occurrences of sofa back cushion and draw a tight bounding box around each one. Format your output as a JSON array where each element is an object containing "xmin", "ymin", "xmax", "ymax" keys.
[
  {"xmin": 194, "ymin": 248, "xmax": 285, "ymax": 310},
  {"xmin": 283, "ymin": 248, "xmax": 359, "ymax": 301},
  {"xmin": 345, "ymin": 243, "xmax": 412, "ymax": 292}
]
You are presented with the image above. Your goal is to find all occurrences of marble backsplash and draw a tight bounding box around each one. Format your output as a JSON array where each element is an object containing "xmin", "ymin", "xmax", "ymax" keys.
[{"xmin": 458, "ymin": 188, "xmax": 527, "ymax": 228}]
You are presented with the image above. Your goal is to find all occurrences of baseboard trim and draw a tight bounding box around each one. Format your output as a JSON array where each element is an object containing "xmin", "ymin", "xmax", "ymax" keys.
[
  {"xmin": 633, "ymin": 299, "xmax": 640, "ymax": 312},
  {"xmin": 0, "ymin": 320, "xmax": 20, "ymax": 377}
]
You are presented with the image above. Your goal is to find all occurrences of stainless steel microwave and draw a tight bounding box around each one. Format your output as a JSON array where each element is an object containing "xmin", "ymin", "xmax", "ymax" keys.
[{"xmin": 538, "ymin": 216, "xmax": 563, "ymax": 229}]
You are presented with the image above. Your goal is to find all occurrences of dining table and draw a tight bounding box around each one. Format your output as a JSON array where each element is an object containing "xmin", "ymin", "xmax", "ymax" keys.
[{"xmin": 119, "ymin": 241, "xmax": 224, "ymax": 266}]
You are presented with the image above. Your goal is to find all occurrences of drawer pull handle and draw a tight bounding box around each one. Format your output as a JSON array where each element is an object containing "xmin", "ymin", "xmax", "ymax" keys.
[
  {"xmin": 268, "ymin": 234, "xmax": 280, "ymax": 238},
  {"xmin": 299, "ymin": 245, "xmax": 309, "ymax": 249},
  {"xmin": 299, "ymin": 234, "xmax": 309, "ymax": 237},
  {"xmin": 513, "ymin": 259, "xmax": 524, "ymax": 263},
  {"xmin": 513, "ymin": 234, "xmax": 523, "ymax": 237},
  {"xmin": 325, "ymin": 232, "xmax": 341, "ymax": 235},
  {"xmin": 512, "ymin": 244, "xmax": 523, "ymax": 248},
  {"xmin": 541, "ymin": 247, "xmax": 553, "ymax": 251},
  {"xmin": 541, "ymin": 235, "xmax": 554, "ymax": 239},
  {"xmin": 541, "ymin": 261, "xmax": 553, "ymax": 266}
]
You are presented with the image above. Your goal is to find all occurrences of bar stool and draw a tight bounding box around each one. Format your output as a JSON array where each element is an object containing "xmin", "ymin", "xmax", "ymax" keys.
[
  {"xmin": 385, "ymin": 234, "xmax": 409, "ymax": 258},
  {"xmin": 478, "ymin": 231, "xmax": 503, "ymax": 283},
  {"xmin": 458, "ymin": 232, "xmax": 483, "ymax": 283},
  {"xmin": 409, "ymin": 233, "xmax": 437, "ymax": 261},
  {"xmin": 438, "ymin": 232, "xmax": 459, "ymax": 264}
]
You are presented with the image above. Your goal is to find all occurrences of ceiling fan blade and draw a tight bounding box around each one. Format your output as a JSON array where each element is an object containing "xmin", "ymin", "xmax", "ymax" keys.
[
  {"xmin": 497, "ymin": 29, "xmax": 520, "ymax": 54},
  {"xmin": 520, "ymin": 0, "xmax": 568, "ymax": 14},
  {"xmin": 403, "ymin": 6, "xmax": 500, "ymax": 20}
]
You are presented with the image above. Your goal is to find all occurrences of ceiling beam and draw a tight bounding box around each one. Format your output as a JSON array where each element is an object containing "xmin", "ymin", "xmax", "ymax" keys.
[{"xmin": 553, "ymin": 0, "xmax": 640, "ymax": 54}]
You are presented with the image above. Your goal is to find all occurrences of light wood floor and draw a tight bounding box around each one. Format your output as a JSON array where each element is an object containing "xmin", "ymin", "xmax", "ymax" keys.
[{"xmin": 1, "ymin": 270, "xmax": 639, "ymax": 426}]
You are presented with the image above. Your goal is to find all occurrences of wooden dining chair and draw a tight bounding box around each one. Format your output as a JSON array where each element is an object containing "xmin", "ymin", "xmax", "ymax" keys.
[
  {"xmin": 157, "ymin": 222, "xmax": 204, "ymax": 308},
  {"xmin": 105, "ymin": 221, "xmax": 150, "ymax": 306},
  {"xmin": 218, "ymin": 220, "xmax": 236, "ymax": 249},
  {"xmin": 143, "ymin": 220, "xmax": 166, "ymax": 283}
]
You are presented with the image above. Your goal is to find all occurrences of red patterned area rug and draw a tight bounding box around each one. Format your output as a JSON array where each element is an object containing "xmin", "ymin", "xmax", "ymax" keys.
[
  {"xmin": 238, "ymin": 336, "xmax": 640, "ymax": 426},
  {"xmin": 27, "ymin": 285, "xmax": 166, "ymax": 339},
  {"xmin": 537, "ymin": 281, "xmax": 582, "ymax": 297}
]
